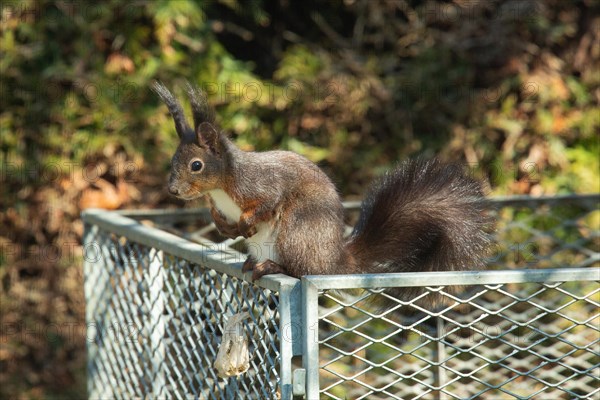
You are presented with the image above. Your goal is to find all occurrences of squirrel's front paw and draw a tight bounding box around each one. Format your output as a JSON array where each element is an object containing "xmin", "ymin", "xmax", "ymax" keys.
[
  {"xmin": 238, "ymin": 220, "xmax": 257, "ymax": 238},
  {"xmin": 215, "ymin": 223, "xmax": 241, "ymax": 239},
  {"xmin": 210, "ymin": 207, "xmax": 241, "ymax": 238}
]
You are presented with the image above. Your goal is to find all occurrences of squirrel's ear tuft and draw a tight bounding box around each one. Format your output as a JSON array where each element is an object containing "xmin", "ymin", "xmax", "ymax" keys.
[
  {"xmin": 196, "ymin": 122, "xmax": 223, "ymax": 155},
  {"xmin": 151, "ymin": 81, "xmax": 193, "ymax": 140},
  {"xmin": 186, "ymin": 82, "xmax": 215, "ymax": 128}
]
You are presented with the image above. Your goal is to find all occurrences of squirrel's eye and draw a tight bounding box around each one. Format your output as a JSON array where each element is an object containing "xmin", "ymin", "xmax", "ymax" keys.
[{"xmin": 190, "ymin": 160, "xmax": 203, "ymax": 172}]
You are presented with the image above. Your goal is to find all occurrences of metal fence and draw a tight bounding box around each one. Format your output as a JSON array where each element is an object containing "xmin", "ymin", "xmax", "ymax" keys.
[{"xmin": 82, "ymin": 195, "xmax": 599, "ymax": 399}]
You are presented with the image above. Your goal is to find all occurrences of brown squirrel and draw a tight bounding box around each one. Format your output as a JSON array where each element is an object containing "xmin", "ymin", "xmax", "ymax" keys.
[{"xmin": 153, "ymin": 82, "xmax": 491, "ymax": 286}]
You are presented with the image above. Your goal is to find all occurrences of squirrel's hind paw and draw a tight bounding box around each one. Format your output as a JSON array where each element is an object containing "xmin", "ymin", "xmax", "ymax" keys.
[
  {"xmin": 253, "ymin": 260, "xmax": 286, "ymax": 280},
  {"xmin": 243, "ymin": 258, "xmax": 286, "ymax": 281}
]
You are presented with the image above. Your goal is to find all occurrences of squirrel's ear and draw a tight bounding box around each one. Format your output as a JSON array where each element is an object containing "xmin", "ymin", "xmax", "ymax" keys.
[{"xmin": 196, "ymin": 122, "xmax": 223, "ymax": 155}]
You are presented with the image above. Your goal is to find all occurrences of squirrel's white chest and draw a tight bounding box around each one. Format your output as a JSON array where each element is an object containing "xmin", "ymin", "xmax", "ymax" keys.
[
  {"xmin": 208, "ymin": 189, "xmax": 278, "ymax": 263},
  {"xmin": 208, "ymin": 189, "xmax": 242, "ymax": 222}
]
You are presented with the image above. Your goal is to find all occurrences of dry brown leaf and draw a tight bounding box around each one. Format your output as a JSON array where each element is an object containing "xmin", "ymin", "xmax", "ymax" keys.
[{"xmin": 79, "ymin": 179, "xmax": 130, "ymax": 210}]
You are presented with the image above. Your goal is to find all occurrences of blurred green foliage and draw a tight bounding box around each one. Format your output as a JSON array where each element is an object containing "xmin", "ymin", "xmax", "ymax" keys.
[
  {"xmin": 0, "ymin": 0, "xmax": 598, "ymax": 398},
  {"xmin": 2, "ymin": 0, "xmax": 598, "ymax": 196}
]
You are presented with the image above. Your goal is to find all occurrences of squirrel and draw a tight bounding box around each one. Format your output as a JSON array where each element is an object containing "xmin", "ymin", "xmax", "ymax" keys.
[{"xmin": 153, "ymin": 82, "xmax": 491, "ymax": 293}]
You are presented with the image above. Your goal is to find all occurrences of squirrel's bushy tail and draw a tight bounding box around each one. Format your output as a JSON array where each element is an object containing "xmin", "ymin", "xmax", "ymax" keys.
[{"xmin": 346, "ymin": 158, "xmax": 492, "ymax": 304}]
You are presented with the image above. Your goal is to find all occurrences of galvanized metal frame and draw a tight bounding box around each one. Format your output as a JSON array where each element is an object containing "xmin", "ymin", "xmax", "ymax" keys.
[
  {"xmin": 83, "ymin": 194, "xmax": 600, "ymax": 399},
  {"xmin": 83, "ymin": 209, "xmax": 303, "ymax": 399}
]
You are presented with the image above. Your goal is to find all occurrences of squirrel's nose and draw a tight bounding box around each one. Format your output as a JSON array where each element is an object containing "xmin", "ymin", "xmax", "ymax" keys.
[{"xmin": 168, "ymin": 186, "xmax": 179, "ymax": 195}]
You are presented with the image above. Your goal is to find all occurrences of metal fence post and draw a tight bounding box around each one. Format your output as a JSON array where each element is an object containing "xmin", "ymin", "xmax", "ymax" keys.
[
  {"xmin": 302, "ymin": 277, "xmax": 320, "ymax": 400},
  {"xmin": 83, "ymin": 223, "xmax": 104, "ymax": 398},
  {"xmin": 278, "ymin": 278, "xmax": 303, "ymax": 399},
  {"xmin": 83, "ymin": 222, "xmax": 120, "ymax": 399},
  {"xmin": 147, "ymin": 247, "xmax": 166, "ymax": 397}
]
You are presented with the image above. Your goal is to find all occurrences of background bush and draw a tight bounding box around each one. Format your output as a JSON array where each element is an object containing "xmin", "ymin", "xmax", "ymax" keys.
[{"xmin": 0, "ymin": 0, "xmax": 598, "ymax": 398}]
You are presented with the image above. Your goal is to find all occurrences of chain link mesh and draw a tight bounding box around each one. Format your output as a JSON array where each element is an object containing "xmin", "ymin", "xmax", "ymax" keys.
[
  {"xmin": 314, "ymin": 279, "xmax": 598, "ymax": 399},
  {"xmin": 83, "ymin": 195, "xmax": 599, "ymax": 399},
  {"xmin": 84, "ymin": 226, "xmax": 283, "ymax": 399}
]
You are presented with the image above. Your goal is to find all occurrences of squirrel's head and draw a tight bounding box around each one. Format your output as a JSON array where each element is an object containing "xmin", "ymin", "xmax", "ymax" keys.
[{"xmin": 153, "ymin": 81, "xmax": 232, "ymax": 200}]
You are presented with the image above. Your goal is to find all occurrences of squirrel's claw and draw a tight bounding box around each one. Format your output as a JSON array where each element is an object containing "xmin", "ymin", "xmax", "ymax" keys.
[
  {"xmin": 238, "ymin": 222, "xmax": 257, "ymax": 238},
  {"xmin": 242, "ymin": 256, "xmax": 257, "ymax": 274}
]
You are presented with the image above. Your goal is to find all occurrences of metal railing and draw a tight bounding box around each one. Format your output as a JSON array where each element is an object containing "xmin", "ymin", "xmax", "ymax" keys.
[{"xmin": 82, "ymin": 194, "xmax": 599, "ymax": 399}]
